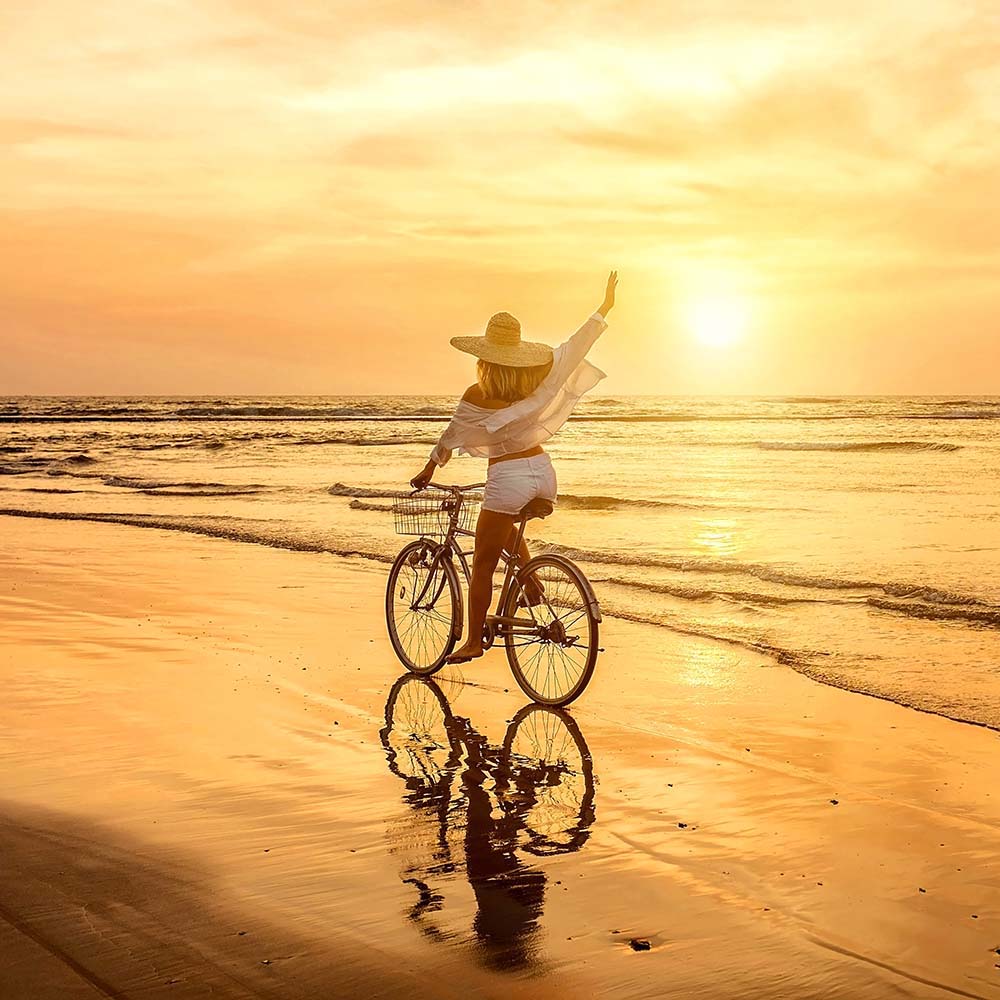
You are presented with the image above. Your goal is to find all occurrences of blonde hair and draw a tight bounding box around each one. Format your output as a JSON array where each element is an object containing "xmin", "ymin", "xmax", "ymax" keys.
[{"xmin": 477, "ymin": 358, "xmax": 553, "ymax": 403}]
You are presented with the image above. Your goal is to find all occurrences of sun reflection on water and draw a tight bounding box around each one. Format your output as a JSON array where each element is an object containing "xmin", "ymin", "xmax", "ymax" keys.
[{"xmin": 691, "ymin": 518, "xmax": 740, "ymax": 558}]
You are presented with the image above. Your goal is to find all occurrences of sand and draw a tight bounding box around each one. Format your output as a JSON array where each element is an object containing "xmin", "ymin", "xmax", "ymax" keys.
[{"xmin": 1, "ymin": 515, "xmax": 998, "ymax": 999}]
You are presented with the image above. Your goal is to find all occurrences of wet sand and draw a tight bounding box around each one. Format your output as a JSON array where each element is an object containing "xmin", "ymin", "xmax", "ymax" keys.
[{"xmin": 1, "ymin": 516, "xmax": 998, "ymax": 999}]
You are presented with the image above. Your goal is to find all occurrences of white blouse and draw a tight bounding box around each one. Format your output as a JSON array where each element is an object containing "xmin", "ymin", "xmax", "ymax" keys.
[{"xmin": 430, "ymin": 312, "xmax": 608, "ymax": 466}]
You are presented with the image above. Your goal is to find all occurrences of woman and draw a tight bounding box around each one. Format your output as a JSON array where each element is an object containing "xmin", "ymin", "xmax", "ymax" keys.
[{"xmin": 411, "ymin": 270, "xmax": 618, "ymax": 664}]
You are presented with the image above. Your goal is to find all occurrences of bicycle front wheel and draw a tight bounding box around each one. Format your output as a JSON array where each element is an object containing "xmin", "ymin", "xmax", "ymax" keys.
[
  {"xmin": 502, "ymin": 555, "xmax": 599, "ymax": 706},
  {"xmin": 386, "ymin": 540, "xmax": 462, "ymax": 675}
]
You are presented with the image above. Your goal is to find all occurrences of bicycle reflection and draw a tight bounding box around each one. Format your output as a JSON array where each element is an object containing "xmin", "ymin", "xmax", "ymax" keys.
[{"xmin": 380, "ymin": 675, "xmax": 597, "ymax": 972}]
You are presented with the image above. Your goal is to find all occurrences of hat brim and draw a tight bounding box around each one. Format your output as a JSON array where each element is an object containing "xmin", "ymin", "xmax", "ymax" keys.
[{"xmin": 450, "ymin": 336, "xmax": 553, "ymax": 368}]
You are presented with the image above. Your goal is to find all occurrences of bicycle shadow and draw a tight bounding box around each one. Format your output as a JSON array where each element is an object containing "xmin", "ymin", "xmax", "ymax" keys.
[{"xmin": 379, "ymin": 674, "xmax": 597, "ymax": 972}]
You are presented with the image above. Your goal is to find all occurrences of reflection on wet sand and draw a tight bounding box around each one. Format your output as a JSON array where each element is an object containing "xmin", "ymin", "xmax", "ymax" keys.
[{"xmin": 380, "ymin": 675, "xmax": 596, "ymax": 971}]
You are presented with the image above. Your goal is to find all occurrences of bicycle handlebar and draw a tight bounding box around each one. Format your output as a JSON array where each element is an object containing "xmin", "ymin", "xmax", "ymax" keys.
[{"xmin": 416, "ymin": 481, "xmax": 486, "ymax": 494}]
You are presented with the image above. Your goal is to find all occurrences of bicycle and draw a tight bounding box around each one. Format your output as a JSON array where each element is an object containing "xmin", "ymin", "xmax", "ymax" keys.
[{"xmin": 385, "ymin": 482, "xmax": 602, "ymax": 706}]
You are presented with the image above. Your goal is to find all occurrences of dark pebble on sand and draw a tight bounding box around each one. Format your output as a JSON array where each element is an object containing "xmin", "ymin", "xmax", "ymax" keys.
[
  {"xmin": 238, "ymin": 930, "xmax": 247, "ymax": 936},
  {"xmin": 829, "ymin": 799, "xmax": 839, "ymax": 805},
  {"xmin": 629, "ymin": 939, "xmax": 651, "ymax": 952},
  {"xmin": 919, "ymin": 887, "xmax": 926, "ymax": 893},
  {"xmin": 678, "ymin": 822, "xmax": 687, "ymax": 828}
]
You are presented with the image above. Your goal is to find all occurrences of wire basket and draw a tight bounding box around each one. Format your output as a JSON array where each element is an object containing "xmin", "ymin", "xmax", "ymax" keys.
[{"xmin": 393, "ymin": 491, "xmax": 480, "ymax": 537}]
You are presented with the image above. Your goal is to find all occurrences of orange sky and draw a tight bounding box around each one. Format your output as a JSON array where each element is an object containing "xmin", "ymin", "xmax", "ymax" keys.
[{"xmin": 2, "ymin": 1, "xmax": 998, "ymax": 395}]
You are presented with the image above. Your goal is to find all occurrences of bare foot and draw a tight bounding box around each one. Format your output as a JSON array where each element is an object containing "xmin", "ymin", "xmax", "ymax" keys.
[{"xmin": 446, "ymin": 643, "xmax": 484, "ymax": 664}]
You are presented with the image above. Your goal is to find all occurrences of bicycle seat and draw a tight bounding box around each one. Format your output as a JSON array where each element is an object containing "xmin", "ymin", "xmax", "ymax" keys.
[{"xmin": 518, "ymin": 498, "xmax": 554, "ymax": 521}]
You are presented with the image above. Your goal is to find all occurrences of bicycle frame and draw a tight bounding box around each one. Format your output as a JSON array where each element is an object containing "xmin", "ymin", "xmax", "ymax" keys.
[{"xmin": 407, "ymin": 483, "xmax": 541, "ymax": 640}]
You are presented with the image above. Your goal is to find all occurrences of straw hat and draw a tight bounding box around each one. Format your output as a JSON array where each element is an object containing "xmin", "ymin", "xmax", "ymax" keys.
[{"xmin": 450, "ymin": 312, "xmax": 553, "ymax": 368}]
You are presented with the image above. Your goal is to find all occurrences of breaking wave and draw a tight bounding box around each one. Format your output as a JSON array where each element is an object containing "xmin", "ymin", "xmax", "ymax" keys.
[
  {"xmin": 755, "ymin": 440, "xmax": 962, "ymax": 453},
  {"xmin": 331, "ymin": 482, "xmax": 757, "ymax": 513},
  {"xmin": 536, "ymin": 541, "xmax": 991, "ymax": 609}
]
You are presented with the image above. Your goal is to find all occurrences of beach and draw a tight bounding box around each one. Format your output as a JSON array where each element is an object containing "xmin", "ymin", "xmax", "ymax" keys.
[{"xmin": 2, "ymin": 514, "xmax": 998, "ymax": 998}]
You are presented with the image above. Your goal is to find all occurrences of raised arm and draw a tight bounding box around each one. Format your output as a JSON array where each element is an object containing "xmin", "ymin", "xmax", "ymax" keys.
[{"xmin": 549, "ymin": 270, "xmax": 618, "ymax": 379}]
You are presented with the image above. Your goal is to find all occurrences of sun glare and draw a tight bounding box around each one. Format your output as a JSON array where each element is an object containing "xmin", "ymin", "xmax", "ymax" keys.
[{"xmin": 684, "ymin": 293, "xmax": 750, "ymax": 349}]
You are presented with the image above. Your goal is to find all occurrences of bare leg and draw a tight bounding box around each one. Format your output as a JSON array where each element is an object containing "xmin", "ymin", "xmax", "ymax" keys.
[
  {"xmin": 506, "ymin": 525, "xmax": 544, "ymax": 604},
  {"xmin": 447, "ymin": 508, "xmax": 516, "ymax": 663}
]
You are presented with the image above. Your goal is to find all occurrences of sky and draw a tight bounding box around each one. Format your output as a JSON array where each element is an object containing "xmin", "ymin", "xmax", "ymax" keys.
[{"xmin": 2, "ymin": 0, "xmax": 998, "ymax": 395}]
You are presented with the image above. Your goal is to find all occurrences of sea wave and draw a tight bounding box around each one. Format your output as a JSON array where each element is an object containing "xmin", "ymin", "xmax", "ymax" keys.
[
  {"xmin": 601, "ymin": 573, "xmax": 1000, "ymax": 626},
  {"xmin": 767, "ymin": 396, "xmax": 845, "ymax": 404},
  {"xmin": 537, "ymin": 542, "xmax": 992, "ymax": 608},
  {"xmin": 599, "ymin": 575, "xmax": 850, "ymax": 607},
  {"xmin": 283, "ymin": 436, "xmax": 438, "ymax": 448},
  {"xmin": 557, "ymin": 494, "xmax": 722, "ymax": 511},
  {"xmin": 102, "ymin": 476, "xmax": 269, "ymax": 497},
  {"xmin": 332, "ymin": 482, "xmax": 746, "ymax": 512},
  {"xmin": 5, "ymin": 394, "xmax": 1000, "ymax": 427},
  {"xmin": 328, "ymin": 483, "xmax": 412, "ymax": 499},
  {"xmin": 349, "ymin": 499, "xmax": 395, "ymax": 512},
  {"xmin": 903, "ymin": 412, "xmax": 1000, "ymax": 421},
  {"xmin": 755, "ymin": 440, "xmax": 962, "ymax": 453},
  {"xmin": 6, "ymin": 410, "xmax": 1000, "ymax": 425},
  {"xmin": 865, "ymin": 597, "xmax": 1000, "ymax": 629},
  {"xmin": 35, "ymin": 469, "xmax": 270, "ymax": 496}
]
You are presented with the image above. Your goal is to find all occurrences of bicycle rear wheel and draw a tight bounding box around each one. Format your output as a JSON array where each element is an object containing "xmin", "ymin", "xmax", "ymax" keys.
[
  {"xmin": 502, "ymin": 555, "xmax": 599, "ymax": 706},
  {"xmin": 386, "ymin": 540, "xmax": 461, "ymax": 675},
  {"xmin": 499, "ymin": 704, "xmax": 595, "ymax": 855}
]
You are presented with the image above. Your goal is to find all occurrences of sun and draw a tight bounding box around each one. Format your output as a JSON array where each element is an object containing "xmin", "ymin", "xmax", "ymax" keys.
[{"xmin": 684, "ymin": 294, "xmax": 750, "ymax": 349}]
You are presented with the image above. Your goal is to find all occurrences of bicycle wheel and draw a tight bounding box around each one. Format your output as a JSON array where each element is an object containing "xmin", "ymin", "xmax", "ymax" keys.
[
  {"xmin": 386, "ymin": 540, "xmax": 462, "ymax": 675},
  {"xmin": 502, "ymin": 555, "xmax": 599, "ymax": 706},
  {"xmin": 380, "ymin": 674, "xmax": 460, "ymax": 792},
  {"xmin": 499, "ymin": 704, "xmax": 596, "ymax": 855}
]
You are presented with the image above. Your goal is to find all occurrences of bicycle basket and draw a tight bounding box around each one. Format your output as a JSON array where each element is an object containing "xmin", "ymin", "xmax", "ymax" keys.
[{"xmin": 392, "ymin": 491, "xmax": 480, "ymax": 537}]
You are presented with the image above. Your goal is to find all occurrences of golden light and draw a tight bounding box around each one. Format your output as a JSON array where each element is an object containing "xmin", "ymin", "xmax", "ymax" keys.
[{"xmin": 684, "ymin": 294, "xmax": 750, "ymax": 349}]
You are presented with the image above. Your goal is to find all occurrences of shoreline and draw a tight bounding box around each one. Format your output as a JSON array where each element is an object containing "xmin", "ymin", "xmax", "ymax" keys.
[
  {"xmin": 2, "ymin": 504, "xmax": 997, "ymax": 735},
  {"xmin": 2, "ymin": 515, "xmax": 999, "ymax": 998}
]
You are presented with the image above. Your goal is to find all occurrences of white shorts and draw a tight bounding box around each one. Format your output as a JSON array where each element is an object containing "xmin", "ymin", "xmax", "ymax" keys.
[{"xmin": 482, "ymin": 453, "xmax": 558, "ymax": 515}]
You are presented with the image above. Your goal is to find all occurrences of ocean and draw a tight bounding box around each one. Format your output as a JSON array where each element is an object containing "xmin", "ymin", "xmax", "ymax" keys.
[{"xmin": 3, "ymin": 394, "xmax": 999, "ymax": 730}]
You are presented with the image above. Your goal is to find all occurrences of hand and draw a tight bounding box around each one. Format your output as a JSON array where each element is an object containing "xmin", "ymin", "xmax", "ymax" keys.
[
  {"xmin": 410, "ymin": 462, "xmax": 435, "ymax": 490},
  {"xmin": 599, "ymin": 269, "xmax": 618, "ymax": 316}
]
